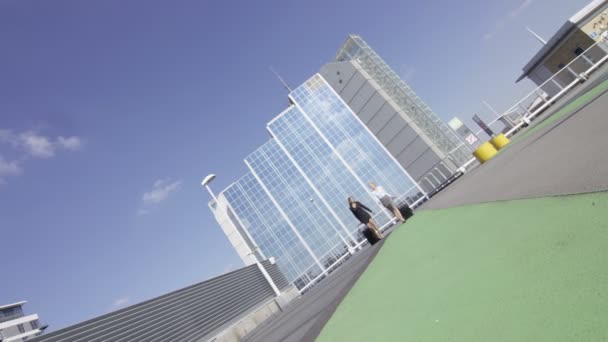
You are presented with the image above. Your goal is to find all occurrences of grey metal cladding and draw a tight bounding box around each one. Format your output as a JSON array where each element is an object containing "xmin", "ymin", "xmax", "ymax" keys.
[
  {"xmin": 347, "ymin": 82, "xmax": 376, "ymax": 113},
  {"xmin": 319, "ymin": 62, "xmax": 357, "ymax": 94},
  {"xmin": 339, "ymin": 72, "xmax": 366, "ymax": 103},
  {"xmin": 386, "ymin": 125, "xmax": 420, "ymax": 156},
  {"xmin": 31, "ymin": 261, "xmax": 286, "ymax": 342},
  {"xmin": 395, "ymin": 137, "xmax": 431, "ymax": 169},
  {"xmin": 406, "ymin": 148, "xmax": 443, "ymax": 181},
  {"xmin": 358, "ymin": 92, "xmax": 388, "ymax": 125},
  {"xmin": 376, "ymin": 114, "xmax": 407, "ymax": 145}
]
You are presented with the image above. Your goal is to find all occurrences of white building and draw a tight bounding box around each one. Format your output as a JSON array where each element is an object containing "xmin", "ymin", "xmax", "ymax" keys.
[
  {"xmin": 517, "ymin": 0, "xmax": 608, "ymax": 95},
  {"xmin": 0, "ymin": 302, "xmax": 46, "ymax": 342}
]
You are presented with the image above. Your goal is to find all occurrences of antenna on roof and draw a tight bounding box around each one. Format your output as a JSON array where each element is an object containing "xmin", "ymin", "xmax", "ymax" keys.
[
  {"xmin": 270, "ymin": 66, "xmax": 292, "ymax": 93},
  {"xmin": 526, "ymin": 27, "xmax": 547, "ymax": 45}
]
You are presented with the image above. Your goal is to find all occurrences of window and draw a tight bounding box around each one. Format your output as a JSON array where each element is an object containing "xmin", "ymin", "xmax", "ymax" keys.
[
  {"xmin": 0, "ymin": 306, "xmax": 24, "ymax": 323},
  {"xmin": 18, "ymin": 323, "xmax": 25, "ymax": 333},
  {"xmin": 30, "ymin": 320, "xmax": 39, "ymax": 330},
  {"xmin": 574, "ymin": 47, "xmax": 584, "ymax": 56}
]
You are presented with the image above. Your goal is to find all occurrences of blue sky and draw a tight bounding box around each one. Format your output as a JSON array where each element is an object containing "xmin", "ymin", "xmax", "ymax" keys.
[{"xmin": 0, "ymin": 0, "xmax": 591, "ymax": 331}]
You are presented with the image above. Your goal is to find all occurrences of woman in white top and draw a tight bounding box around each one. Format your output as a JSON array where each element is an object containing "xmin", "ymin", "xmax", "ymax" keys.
[{"xmin": 369, "ymin": 182, "xmax": 405, "ymax": 222}]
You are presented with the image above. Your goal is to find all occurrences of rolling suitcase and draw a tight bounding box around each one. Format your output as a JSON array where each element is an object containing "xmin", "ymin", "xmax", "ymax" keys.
[
  {"xmin": 362, "ymin": 227, "xmax": 381, "ymax": 245},
  {"xmin": 399, "ymin": 203, "xmax": 414, "ymax": 220}
]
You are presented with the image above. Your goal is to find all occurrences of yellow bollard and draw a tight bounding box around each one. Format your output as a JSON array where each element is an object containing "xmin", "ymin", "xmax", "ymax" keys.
[
  {"xmin": 490, "ymin": 133, "xmax": 510, "ymax": 150},
  {"xmin": 473, "ymin": 142, "xmax": 497, "ymax": 163}
]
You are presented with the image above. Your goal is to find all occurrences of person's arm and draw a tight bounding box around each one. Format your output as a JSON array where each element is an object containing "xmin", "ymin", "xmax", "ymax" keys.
[{"xmin": 359, "ymin": 202, "xmax": 373, "ymax": 213}]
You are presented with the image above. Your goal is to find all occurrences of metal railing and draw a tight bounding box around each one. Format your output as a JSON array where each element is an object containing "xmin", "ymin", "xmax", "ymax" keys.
[{"xmin": 447, "ymin": 31, "xmax": 608, "ymax": 173}]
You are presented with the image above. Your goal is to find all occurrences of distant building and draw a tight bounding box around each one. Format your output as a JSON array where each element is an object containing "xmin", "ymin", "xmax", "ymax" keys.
[
  {"xmin": 210, "ymin": 74, "xmax": 424, "ymax": 290},
  {"xmin": 320, "ymin": 35, "xmax": 471, "ymax": 192},
  {"xmin": 0, "ymin": 302, "xmax": 47, "ymax": 342},
  {"xmin": 517, "ymin": 0, "xmax": 608, "ymax": 95}
]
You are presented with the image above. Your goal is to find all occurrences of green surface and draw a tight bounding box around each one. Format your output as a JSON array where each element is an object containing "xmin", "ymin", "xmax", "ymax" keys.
[
  {"xmin": 318, "ymin": 192, "xmax": 608, "ymax": 342},
  {"xmin": 510, "ymin": 78, "xmax": 608, "ymax": 146}
]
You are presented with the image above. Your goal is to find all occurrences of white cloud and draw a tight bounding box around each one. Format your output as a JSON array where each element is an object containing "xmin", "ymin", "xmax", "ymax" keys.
[
  {"xmin": 112, "ymin": 297, "xmax": 130, "ymax": 309},
  {"xmin": 0, "ymin": 129, "xmax": 17, "ymax": 146},
  {"xmin": 136, "ymin": 208, "xmax": 150, "ymax": 217},
  {"xmin": 509, "ymin": 0, "xmax": 534, "ymax": 19},
  {"xmin": 20, "ymin": 131, "xmax": 55, "ymax": 158},
  {"xmin": 137, "ymin": 179, "xmax": 182, "ymax": 215},
  {"xmin": 0, "ymin": 128, "xmax": 83, "ymax": 185},
  {"xmin": 0, "ymin": 129, "xmax": 83, "ymax": 158},
  {"xmin": 142, "ymin": 179, "xmax": 182, "ymax": 204},
  {"xmin": 484, "ymin": 0, "xmax": 535, "ymax": 41},
  {"xmin": 57, "ymin": 136, "xmax": 82, "ymax": 151},
  {"xmin": 0, "ymin": 156, "xmax": 22, "ymax": 184}
]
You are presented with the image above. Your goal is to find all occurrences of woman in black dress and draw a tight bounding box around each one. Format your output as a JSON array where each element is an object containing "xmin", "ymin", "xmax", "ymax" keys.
[{"xmin": 348, "ymin": 196, "xmax": 383, "ymax": 240}]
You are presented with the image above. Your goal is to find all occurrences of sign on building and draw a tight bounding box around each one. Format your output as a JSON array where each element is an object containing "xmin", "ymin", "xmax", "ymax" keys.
[
  {"xmin": 449, "ymin": 117, "xmax": 479, "ymax": 146},
  {"xmin": 472, "ymin": 114, "xmax": 494, "ymax": 137}
]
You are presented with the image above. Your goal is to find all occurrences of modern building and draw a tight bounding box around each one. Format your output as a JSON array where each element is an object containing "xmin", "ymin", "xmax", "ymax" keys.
[
  {"xmin": 209, "ymin": 74, "xmax": 424, "ymax": 290},
  {"xmin": 517, "ymin": 0, "xmax": 608, "ymax": 96},
  {"xmin": 30, "ymin": 260, "xmax": 296, "ymax": 342},
  {"xmin": 320, "ymin": 35, "xmax": 472, "ymax": 192},
  {"xmin": 0, "ymin": 302, "xmax": 47, "ymax": 342}
]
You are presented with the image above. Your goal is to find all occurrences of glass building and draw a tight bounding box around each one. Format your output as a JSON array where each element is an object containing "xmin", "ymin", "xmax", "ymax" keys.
[
  {"xmin": 333, "ymin": 35, "xmax": 472, "ymax": 168},
  {"xmin": 210, "ymin": 74, "xmax": 424, "ymax": 290}
]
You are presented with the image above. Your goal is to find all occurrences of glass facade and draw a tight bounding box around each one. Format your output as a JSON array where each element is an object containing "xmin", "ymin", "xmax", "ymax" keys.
[
  {"xmin": 335, "ymin": 35, "xmax": 472, "ymax": 166},
  {"xmin": 0, "ymin": 306, "xmax": 24, "ymax": 323},
  {"xmin": 214, "ymin": 74, "xmax": 423, "ymax": 290}
]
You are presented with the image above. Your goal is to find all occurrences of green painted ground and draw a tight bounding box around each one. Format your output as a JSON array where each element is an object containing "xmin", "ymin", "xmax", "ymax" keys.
[
  {"xmin": 317, "ymin": 191, "xmax": 608, "ymax": 342},
  {"xmin": 509, "ymin": 78, "xmax": 608, "ymax": 146}
]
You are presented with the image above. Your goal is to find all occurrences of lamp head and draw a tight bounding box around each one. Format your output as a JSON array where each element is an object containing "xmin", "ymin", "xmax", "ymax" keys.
[{"xmin": 201, "ymin": 174, "xmax": 216, "ymax": 186}]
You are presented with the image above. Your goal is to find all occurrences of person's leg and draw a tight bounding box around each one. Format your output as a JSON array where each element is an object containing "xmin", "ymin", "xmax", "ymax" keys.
[
  {"xmin": 392, "ymin": 206, "xmax": 405, "ymax": 222},
  {"xmin": 368, "ymin": 220, "xmax": 383, "ymax": 239}
]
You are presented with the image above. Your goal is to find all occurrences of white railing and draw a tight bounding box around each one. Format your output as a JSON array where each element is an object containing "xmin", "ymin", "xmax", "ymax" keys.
[{"xmin": 452, "ymin": 31, "xmax": 608, "ymax": 173}]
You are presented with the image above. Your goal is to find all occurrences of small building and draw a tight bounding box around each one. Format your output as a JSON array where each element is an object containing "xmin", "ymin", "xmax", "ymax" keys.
[
  {"xmin": 0, "ymin": 302, "xmax": 47, "ymax": 342},
  {"xmin": 517, "ymin": 0, "xmax": 608, "ymax": 96}
]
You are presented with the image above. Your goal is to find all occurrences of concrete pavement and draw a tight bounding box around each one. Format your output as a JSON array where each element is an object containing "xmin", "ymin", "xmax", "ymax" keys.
[{"xmin": 424, "ymin": 78, "xmax": 608, "ymax": 210}]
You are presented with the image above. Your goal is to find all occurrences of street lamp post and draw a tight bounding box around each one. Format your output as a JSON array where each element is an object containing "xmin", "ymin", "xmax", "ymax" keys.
[
  {"xmin": 201, "ymin": 174, "xmax": 217, "ymax": 201},
  {"xmin": 202, "ymin": 174, "xmax": 281, "ymax": 297}
]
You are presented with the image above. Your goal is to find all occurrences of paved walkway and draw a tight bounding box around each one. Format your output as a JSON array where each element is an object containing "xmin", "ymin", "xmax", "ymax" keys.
[
  {"xmin": 423, "ymin": 78, "xmax": 608, "ymax": 210},
  {"xmin": 243, "ymin": 237, "xmax": 386, "ymax": 342},
  {"xmin": 318, "ymin": 192, "xmax": 608, "ymax": 341}
]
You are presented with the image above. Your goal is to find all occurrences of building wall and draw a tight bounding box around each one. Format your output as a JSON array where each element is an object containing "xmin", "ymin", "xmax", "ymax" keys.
[
  {"xmin": 530, "ymin": 5, "xmax": 608, "ymax": 94},
  {"xmin": 0, "ymin": 311, "xmax": 43, "ymax": 342},
  {"xmin": 332, "ymin": 35, "xmax": 471, "ymax": 170},
  {"xmin": 214, "ymin": 74, "xmax": 423, "ymax": 290},
  {"xmin": 580, "ymin": 6, "xmax": 608, "ymax": 41},
  {"xmin": 211, "ymin": 193, "xmax": 260, "ymax": 266},
  {"xmin": 320, "ymin": 61, "xmax": 453, "ymax": 193},
  {"xmin": 543, "ymin": 29, "xmax": 602, "ymax": 78}
]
